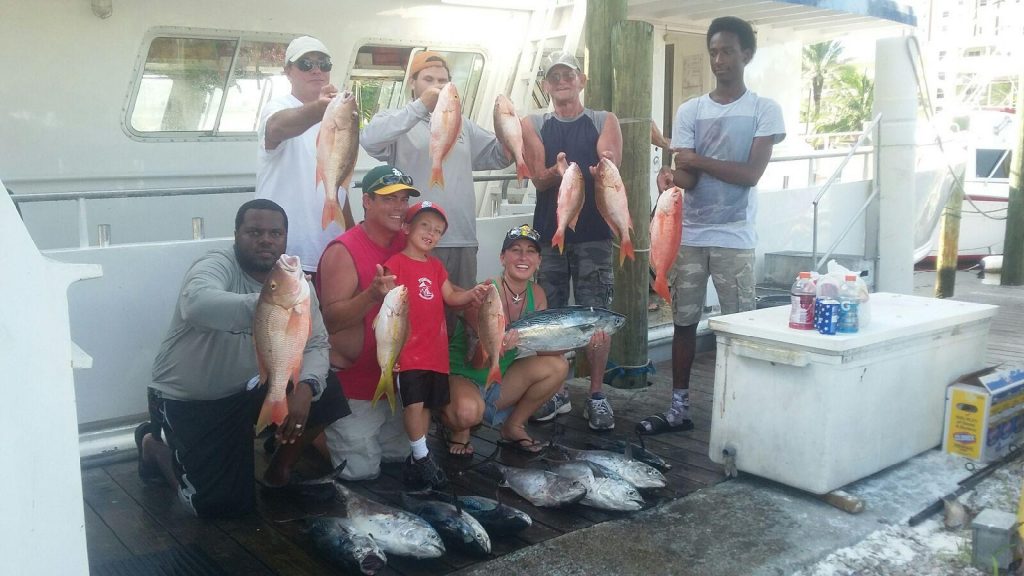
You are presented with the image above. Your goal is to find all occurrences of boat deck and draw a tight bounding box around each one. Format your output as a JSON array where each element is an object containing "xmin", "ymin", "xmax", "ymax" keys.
[{"xmin": 81, "ymin": 272, "xmax": 1023, "ymax": 576}]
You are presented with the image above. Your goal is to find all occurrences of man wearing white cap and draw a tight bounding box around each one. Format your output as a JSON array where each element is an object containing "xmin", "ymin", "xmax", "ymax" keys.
[
  {"xmin": 257, "ymin": 35, "xmax": 347, "ymax": 282},
  {"xmin": 520, "ymin": 51, "xmax": 623, "ymax": 431}
]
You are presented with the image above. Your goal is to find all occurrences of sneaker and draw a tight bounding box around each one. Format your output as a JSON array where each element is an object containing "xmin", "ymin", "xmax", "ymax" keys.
[
  {"xmin": 583, "ymin": 395, "xmax": 615, "ymax": 431},
  {"xmin": 402, "ymin": 454, "xmax": 448, "ymax": 490},
  {"xmin": 531, "ymin": 390, "xmax": 572, "ymax": 422}
]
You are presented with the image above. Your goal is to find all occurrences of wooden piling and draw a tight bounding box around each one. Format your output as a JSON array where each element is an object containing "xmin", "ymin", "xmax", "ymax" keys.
[
  {"xmin": 1002, "ymin": 74, "xmax": 1024, "ymax": 286},
  {"xmin": 935, "ymin": 169, "xmax": 965, "ymax": 298},
  {"xmin": 583, "ymin": 0, "xmax": 626, "ymax": 113}
]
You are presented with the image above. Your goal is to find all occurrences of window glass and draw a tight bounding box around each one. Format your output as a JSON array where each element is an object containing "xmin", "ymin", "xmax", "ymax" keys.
[
  {"xmin": 128, "ymin": 33, "xmax": 289, "ymax": 137},
  {"xmin": 351, "ymin": 44, "xmax": 486, "ymax": 127}
]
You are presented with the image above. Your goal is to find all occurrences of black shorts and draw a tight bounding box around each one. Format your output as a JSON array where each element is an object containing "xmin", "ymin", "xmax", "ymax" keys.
[
  {"xmin": 147, "ymin": 373, "xmax": 350, "ymax": 518},
  {"xmin": 396, "ymin": 369, "xmax": 451, "ymax": 409}
]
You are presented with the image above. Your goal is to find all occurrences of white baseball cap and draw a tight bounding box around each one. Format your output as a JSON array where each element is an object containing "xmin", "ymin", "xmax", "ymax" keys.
[
  {"xmin": 542, "ymin": 50, "xmax": 582, "ymax": 76},
  {"xmin": 285, "ymin": 36, "xmax": 331, "ymax": 63}
]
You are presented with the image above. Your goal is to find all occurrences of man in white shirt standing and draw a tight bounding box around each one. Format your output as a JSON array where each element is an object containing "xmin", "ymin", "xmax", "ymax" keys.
[{"xmin": 257, "ymin": 35, "xmax": 350, "ymax": 282}]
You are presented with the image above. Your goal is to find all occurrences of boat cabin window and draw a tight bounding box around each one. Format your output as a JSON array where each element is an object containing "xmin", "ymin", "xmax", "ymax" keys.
[
  {"xmin": 350, "ymin": 45, "xmax": 485, "ymax": 127},
  {"xmin": 127, "ymin": 32, "xmax": 291, "ymax": 139}
]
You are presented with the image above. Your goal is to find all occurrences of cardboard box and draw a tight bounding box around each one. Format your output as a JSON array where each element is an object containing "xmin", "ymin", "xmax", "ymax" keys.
[{"xmin": 944, "ymin": 366, "xmax": 1024, "ymax": 462}]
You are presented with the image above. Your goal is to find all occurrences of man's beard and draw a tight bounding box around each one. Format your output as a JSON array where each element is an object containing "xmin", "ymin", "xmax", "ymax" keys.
[{"xmin": 235, "ymin": 244, "xmax": 275, "ymax": 275}]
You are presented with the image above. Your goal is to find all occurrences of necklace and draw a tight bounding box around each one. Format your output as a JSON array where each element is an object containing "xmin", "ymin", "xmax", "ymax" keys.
[{"xmin": 502, "ymin": 276, "xmax": 526, "ymax": 304}]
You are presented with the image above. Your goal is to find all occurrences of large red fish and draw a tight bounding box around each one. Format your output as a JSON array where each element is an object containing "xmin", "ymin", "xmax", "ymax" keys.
[
  {"xmin": 429, "ymin": 83, "xmax": 462, "ymax": 189},
  {"xmin": 650, "ymin": 187, "xmax": 684, "ymax": 304},
  {"xmin": 315, "ymin": 91, "xmax": 358, "ymax": 231},
  {"xmin": 254, "ymin": 254, "xmax": 311, "ymax": 435},
  {"xmin": 493, "ymin": 94, "xmax": 530, "ymax": 181},
  {"xmin": 477, "ymin": 283, "xmax": 505, "ymax": 390},
  {"xmin": 551, "ymin": 162, "xmax": 584, "ymax": 254},
  {"xmin": 594, "ymin": 157, "xmax": 635, "ymax": 266}
]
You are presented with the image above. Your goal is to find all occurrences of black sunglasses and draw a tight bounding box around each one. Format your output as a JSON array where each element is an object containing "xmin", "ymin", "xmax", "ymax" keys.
[{"xmin": 294, "ymin": 57, "xmax": 332, "ymax": 72}]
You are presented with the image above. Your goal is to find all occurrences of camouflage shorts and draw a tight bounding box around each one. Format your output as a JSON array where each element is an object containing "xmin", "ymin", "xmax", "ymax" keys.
[
  {"xmin": 671, "ymin": 245, "xmax": 755, "ymax": 326},
  {"xmin": 537, "ymin": 241, "xmax": 613, "ymax": 308}
]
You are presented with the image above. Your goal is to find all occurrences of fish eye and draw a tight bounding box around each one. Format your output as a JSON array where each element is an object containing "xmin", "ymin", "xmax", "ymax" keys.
[{"xmin": 269, "ymin": 281, "xmax": 277, "ymax": 290}]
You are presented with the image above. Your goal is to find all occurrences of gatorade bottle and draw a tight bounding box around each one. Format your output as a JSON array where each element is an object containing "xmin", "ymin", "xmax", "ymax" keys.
[
  {"xmin": 838, "ymin": 274, "xmax": 860, "ymax": 333},
  {"xmin": 788, "ymin": 271, "xmax": 816, "ymax": 329}
]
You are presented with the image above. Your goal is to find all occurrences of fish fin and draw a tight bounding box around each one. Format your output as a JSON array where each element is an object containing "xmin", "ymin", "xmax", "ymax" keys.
[
  {"xmin": 568, "ymin": 212, "xmax": 580, "ymax": 231},
  {"xmin": 255, "ymin": 397, "xmax": 288, "ymax": 436},
  {"xmin": 255, "ymin": 342, "xmax": 269, "ymax": 388},
  {"xmin": 321, "ymin": 193, "xmax": 339, "ymax": 231},
  {"xmin": 429, "ymin": 164, "xmax": 445, "ymax": 190},
  {"xmin": 653, "ymin": 275, "xmax": 672, "ymax": 305},
  {"xmin": 516, "ymin": 159, "xmax": 531, "ymax": 181},
  {"xmin": 619, "ymin": 236, "xmax": 635, "ymax": 266},
  {"xmin": 485, "ymin": 362, "xmax": 502, "ymax": 390},
  {"xmin": 372, "ymin": 369, "xmax": 396, "ymax": 414},
  {"xmin": 551, "ymin": 230, "xmax": 565, "ymax": 254}
]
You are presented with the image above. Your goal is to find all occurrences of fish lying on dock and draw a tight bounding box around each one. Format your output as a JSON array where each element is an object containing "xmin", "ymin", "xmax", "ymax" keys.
[
  {"xmin": 549, "ymin": 461, "xmax": 644, "ymax": 512},
  {"xmin": 400, "ymin": 492, "xmax": 492, "ymax": 557},
  {"xmin": 304, "ymin": 517, "xmax": 387, "ymax": 575},
  {"xmin": 422, "ymin": 491, "xmax": 532, "ymax": 536},
  {"xmin": 585, "ymin": 438, "xmax": 673, "ymax": 472},
  {"xmin": 334, "ymin": 483, "xmax": 444, "ymax": 559},
  {"xmin": 508, "ymin": 306, "xmax": 625, "ymax": 352},
  {"xmin": 554, "ymin": 446, "xmax": 667, "ymax": 489},
  {"xmin": 487, "ymin": 463, "xmax": 587, "ymax": 508}
]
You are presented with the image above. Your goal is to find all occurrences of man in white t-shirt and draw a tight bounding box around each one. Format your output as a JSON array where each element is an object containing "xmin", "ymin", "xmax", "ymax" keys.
[
  {"xmin": 639, "ymin": 16, "xmax": 786, "ymax": 435},
  {"xmin": 257, "ymin": 35, "xmax": 352, "ymax": 281}
]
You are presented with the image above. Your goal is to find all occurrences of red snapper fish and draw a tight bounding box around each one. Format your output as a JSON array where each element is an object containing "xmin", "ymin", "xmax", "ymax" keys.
[
  {"xmin": 316, "ymin": 90, "xmax": 358, "ymax": 231},
  {"xmin": 372, "ymin": 285, "xmax": 409, "ymax": 413},
  {"xmin": 429, "ymin": 83, "xmax": 463, "ymax": 189},
  {"xmin": 650, "ymin": 186, "xmax": 684, "ymax": 304},
  {"xmin": 493, "ymin": 94, "xmax": 530, "ymax": 181},
  {"xmin": 551, "ymin": 161, "xmax": 584, "ymax": 253},
  {"xmin": 477, "ymin": 283, "xmax": 505, "ymax": 390},
  {"xmin": 594, "ymin": 157, "xmax": 635, "ymax": 266},
  {"xmin": 254, "ymin": 254, "xmax": 312, "ymax": 435}
]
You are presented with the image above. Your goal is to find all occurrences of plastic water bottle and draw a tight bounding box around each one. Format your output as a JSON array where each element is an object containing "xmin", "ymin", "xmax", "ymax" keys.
[
  {"xmin": 788, "ymin": 271, "xmax": 816, "ymax": 330},
  {"xmin": 838, "ymin": 274, "xmax": 860, "ymax": 334}
]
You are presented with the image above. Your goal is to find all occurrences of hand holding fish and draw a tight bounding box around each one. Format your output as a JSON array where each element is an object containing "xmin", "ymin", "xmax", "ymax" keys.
[
  {"xmin": 657, "ymin": 166, "xmax": 674, "ymax": 192},
  {"xmin": 369, "ymin": 264, "xmax": 397, "ymax": 301},
  {"xmin": 277, "ymin": 380, "xmax": 313, "ymax": 444},
  {"xmin": 468, "ymin": 282, "xmax": 491, "ymax": 306},
  {"xmin": 588, "ymin": 329, "xmax": 609, "ymax": 351},
  {"xmin": 318, "ymin": 84, "xmax": 339, "ymax": 108},
  {"xmin": 501, "ymin": 328, "xmax": 520, "ymax": 353},
  {"xmin": 419, "ymin": 86, "xmax": 441, "ymax": 112},
  {"xmin": 588, "ymin": 150, "xmax": 616, "ymax": 178},
  {"xmin": 555, "ymin": 152, "xmax": 569, "ymax": 176}
]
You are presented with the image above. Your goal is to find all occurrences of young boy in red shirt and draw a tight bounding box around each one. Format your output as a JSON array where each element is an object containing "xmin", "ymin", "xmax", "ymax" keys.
[{"xmin": 384, "ymin": 201, "xmax": 489, "ymax": 488}]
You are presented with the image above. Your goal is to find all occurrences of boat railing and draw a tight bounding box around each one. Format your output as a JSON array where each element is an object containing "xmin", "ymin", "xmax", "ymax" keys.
[{"xmin": 811, "ymin": 113, "xmax": 883, "ymax": 272}]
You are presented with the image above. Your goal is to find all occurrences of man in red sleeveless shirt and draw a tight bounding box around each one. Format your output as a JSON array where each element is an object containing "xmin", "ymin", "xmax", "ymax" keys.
[{"xmin": 316, "ymin": 165, "xmax": 418, "ymax": 480}]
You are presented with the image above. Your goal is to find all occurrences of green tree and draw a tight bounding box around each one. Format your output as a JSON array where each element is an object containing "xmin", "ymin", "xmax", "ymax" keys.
[
  {"xmin": 816, "ymin": 65, "xmax": 874, "ymax": 139},
  {"xmin": 802, "ymin": 41, "xmax": 845, "ymax": 130}
]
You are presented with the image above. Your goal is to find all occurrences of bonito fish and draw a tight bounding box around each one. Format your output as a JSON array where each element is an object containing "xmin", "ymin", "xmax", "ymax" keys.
[
  {"xmin": 550, "ymin": 461, "xmax": 644, "ymax": 511},
  {"xmin": 423, "ymin": 490, "xmax": 532, "ymax": 536},
  {"xmin": 507, "ymin": 306, "xmax": 625, "ymax": 352},
  {"xmin": 315, "ymin": 90, "xmax": 358, "ymax": 230},
  {"xmin": 429, "ymin": 82, "xmax": 462, "ymax": 189},
  {"xmin": 304, "ymin": 517, "xmax": 387, "ymax": 575},
  {"xmin": 334, "ymin": 483, "xmax": 445, "ymax": 559},
  {"xmin": 489, "ymin": 464, "xmax": 587, "ymax": 508},
  {"xmin": 372, "ymin": 285, "xmax": 408, "ymax": 413},
  {"xmin": 594, "ymin": 157, "xmax": 635, "ymax": 266},
  {"xmin": 400, "ymin": 492, "xmax": 491, "ymax": 557},
  {"xmin": 477, "ymin": 283, "xmax": 505, "ymax": 390},
  {"xmin": 254, "ymin": 254, "xmax": 311, "ymax": 435},
  {"xmin": 649, "ymin": 186, "xmax": 683, "ymax": 304},
  {"xmin": 493, "ymin": 94, "xmax": 530, "ymax": 181},
  {"xmin": 556, "ymin": 446, "xmax": 667, "ymax": 489},
  {"xmin": 551, "ymin": 162, "xmax": 584, "ymax": 254}
]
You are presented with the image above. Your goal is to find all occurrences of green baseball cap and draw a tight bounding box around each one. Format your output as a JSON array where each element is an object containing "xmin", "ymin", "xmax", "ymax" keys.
[{"xmin": 361, "ymin": 165, "xmax": 421, "ymax": 197}]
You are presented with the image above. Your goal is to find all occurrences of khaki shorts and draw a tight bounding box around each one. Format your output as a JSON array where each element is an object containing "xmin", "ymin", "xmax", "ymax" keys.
[
  {"xmin": 671, "ymin": 245, "xmax": 755, "ymax": 326},
  {"xmin": 323, "ymin": 398, "xmax": 409, "ymax": 481}
]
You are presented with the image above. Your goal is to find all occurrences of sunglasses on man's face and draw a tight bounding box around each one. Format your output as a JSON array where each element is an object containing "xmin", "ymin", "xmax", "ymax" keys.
[
  {"xmin": 545, "ymin": 70, "xmax": 578, "ymax": 84},
  {"xmin": 294, "ymin": 57, "xmax": 332, "ymax": 72}
]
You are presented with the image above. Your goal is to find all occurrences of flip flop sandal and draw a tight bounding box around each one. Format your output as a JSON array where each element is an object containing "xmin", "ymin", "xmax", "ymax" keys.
[
  {"xmin": 446, "ymin": 439, "xmax": 475, "ymax": 459},
  {"xmin": 497, "ymin": 437, "xmax": 548, "ymax": 454},
  {"xmin": 636, "ymin": 413, "xmax": 694, "ymax": 435}
]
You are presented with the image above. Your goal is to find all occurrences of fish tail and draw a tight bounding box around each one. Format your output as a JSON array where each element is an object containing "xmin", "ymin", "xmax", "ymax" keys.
[
  {"xmin": 255, "ymin": 397, "xmax": 288, "ymax": 436},
  {"xmin": 321, "ymin": 193, "xmax": 339, "ymax": 231},
  {"xmin": 516, "ymin": 158, "xmax": 531, "ymax": 181},
  {"xmin": 486, "ymin": 361, "xmax": 502, "ymax": 390},
  {"xmin": 654, "ymin": 274, "xmax": 672, "ymax": 305},
  {"xmin": 372, "ymin": 369, "xmax": 397, "ymax": 414},
  {"xmin": 620, "ymin": 236, "xmax": 635, "ymax": 266},
  {"xmin": 551, "ymin": 229, "xmax": 565, "ymax": 254},
  {"xmin": 430, "ymin": 163, "xmax": 445, "ymax": 190}
]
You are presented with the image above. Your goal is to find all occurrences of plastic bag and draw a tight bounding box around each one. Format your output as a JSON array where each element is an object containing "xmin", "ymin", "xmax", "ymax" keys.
[{"xmin": 821, "ymin": 260, "xmax": 871, "ymax": 329}]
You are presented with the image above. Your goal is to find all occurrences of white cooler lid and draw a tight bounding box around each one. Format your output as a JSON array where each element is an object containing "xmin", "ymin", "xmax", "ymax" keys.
[{"xmin": 708, "ymin": 292, "xmax": 998, "ymax": 353}]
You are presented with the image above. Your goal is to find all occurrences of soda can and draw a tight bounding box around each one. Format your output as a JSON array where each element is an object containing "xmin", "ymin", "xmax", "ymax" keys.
[{"xmin": 816, "ymin": 299, "xmax": 840, "ymax": 335}]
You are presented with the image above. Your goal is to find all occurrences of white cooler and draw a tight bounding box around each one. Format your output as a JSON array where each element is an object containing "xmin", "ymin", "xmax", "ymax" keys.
[{"xmin": 707, "ymin": 292, "xmax": 998, "ymax": 494}]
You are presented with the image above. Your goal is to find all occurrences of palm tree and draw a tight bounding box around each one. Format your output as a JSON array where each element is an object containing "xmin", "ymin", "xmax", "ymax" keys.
[
  {"xmin": 802, "ymin": 41, "xmax": 846, "ymax": 130},
  {"xmin": 816, "ymin": 65, "xmax": 874, "ymax": 137}
]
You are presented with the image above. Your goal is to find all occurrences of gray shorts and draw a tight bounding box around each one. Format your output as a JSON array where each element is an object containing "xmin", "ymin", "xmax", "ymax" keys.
[
  {"xmin": 538, "ymin": 241, "xmax": 614, "ymax": 308},
  {"xmin": 433, "ymin": 246, "xmax": 478, "ymax": 290},
  {"xmin": 671, "ymin": 245, "xmax": 755, "ymax": 326}
]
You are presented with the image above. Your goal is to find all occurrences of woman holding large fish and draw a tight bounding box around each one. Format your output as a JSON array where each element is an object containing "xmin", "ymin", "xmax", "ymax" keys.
[
  {"xmin": 361, "ymin": 51, "xmax": 515, "ymax": 293},
  {"xmin": 519, "ymin": 51, "xmax": 625, "ymax": 431},
  {"xmin": 442, "ymin": 225, "xmax": 568, "ymax": 455}
]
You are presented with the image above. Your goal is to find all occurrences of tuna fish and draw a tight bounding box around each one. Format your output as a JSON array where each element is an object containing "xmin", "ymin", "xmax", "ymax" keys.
[
  {"xmin": 585, "ymin": 438, "xmax": 673, "ymax": 472},
  {"xmin": 334, "ymin": 483, "xmax": 445, "ymax": 559},
  {"xmin": 425, "ymin": 492, "xmax": 532, "ymax": 536},
  {"xmin": 594, "ymin": 157, "xmax": 635, "ymax": 266},
  {"xmin": 304, "ymin": 517, "xmax": 387, "ymax": 575},
  {"xmin": 493, "ymin": 94, "xmax": 530, "ymax": 182},
  {"xmin": 551, "ymin": 162, "xmax": 584, "ymax": 254},
  {"xmin": 507, "ymin": 306, "xmax": 625, "ymax": 353},
  {"xmin": 477, "ymin": 283, "xmax": 505, "ymax": 389},
  {"xmin": 488, "ymin": 464, "xmax": 587, "ymax": 508},
  {"xmin": 253, "ymin": 254, "xmax": 311, "ymax": 435},
  {"xmin": 400, "ymin": 492, "xmax": 492, "ymax": 557},
  {"xmin": 650, "ymin": 186, "xmax": 683, "ymax": 304},
  {"xmin": 555, "ymin": 446, "xmax": 667, "ymax": 489},
  {"xmin": 372, "ymin": 285, "xmax": 408, "ymax": 412},
  {"xmin": 429, "ymin": 82, "xmax": 462, "ymax": 189},
  {"xmin": 550, "ymin": 461, "xmax": 644, "ymax": 512},
  {"xmin": 315, "ymin": 90, "xmax": 358, "ymax": 230}
]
